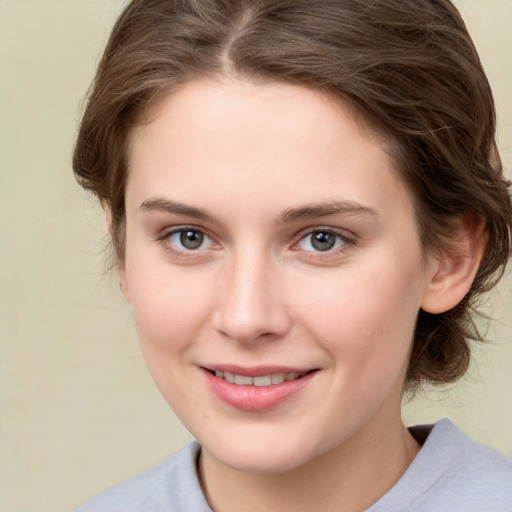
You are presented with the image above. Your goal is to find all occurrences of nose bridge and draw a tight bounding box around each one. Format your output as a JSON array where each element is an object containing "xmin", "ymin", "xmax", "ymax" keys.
[{"xmin": 213, "ymin": 245, "xmax": 290, "ymax": 343}]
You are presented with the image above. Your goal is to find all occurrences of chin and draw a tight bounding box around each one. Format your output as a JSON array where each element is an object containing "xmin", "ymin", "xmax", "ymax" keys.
[
  {"xmin": 213, "ymin": 447, "xmax": 307, "ymax": 474},
  {"xmin": 199, "ymin": 427, "xmax": 328, "ymax": 474}
]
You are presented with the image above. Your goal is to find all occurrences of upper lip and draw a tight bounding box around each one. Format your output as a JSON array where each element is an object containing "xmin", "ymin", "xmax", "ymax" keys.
[{"xmin": 202, "ymin": 364, "xmax": 317, "ymax": 377}]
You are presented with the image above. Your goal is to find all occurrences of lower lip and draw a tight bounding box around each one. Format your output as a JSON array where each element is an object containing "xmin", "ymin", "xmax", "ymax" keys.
[{"xmin": 202, "ymin": 369, "xmax": 317, "ymax": 412}]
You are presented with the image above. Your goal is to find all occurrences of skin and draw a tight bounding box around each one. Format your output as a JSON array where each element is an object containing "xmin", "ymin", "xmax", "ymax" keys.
[{"xmin": 119, "ymin": 78, "xmax": 483, "ymax": 511}]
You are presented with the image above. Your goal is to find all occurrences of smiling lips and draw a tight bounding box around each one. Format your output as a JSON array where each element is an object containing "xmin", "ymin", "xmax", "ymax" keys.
[
  {"xmin": 203, "ymin": 366, "xmax": 317, "ymax": 411},
  {"xmin": 213, "ymin": 369, "xmax": 309, "ymax": 386}
]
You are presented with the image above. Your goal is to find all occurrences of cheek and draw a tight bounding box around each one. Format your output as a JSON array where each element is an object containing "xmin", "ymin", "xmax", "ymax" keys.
[
  {"xmin": 124, "ymin": 262, "xmax": 216, "ymax": 413},
  {"xmin": 294, "ymin": 261, "xmax": 423, "ymax": 376},
  {"xmin": 125, "ymin": 256, "xmax": 215, "ymax": 355}
]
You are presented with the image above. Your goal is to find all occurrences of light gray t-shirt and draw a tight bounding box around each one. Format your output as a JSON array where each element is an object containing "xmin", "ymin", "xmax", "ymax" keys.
[{"xmin": 77, "ymin": 419, "xmax": 512, "ymax": 511}]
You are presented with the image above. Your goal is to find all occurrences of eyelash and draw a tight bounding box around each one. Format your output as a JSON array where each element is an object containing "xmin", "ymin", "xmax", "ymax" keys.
[
  {"xmin": 292, "ymin": 227, "xmax": 355, "ymax": 259},
  {"xmin": 157, "ymin": 225, "xmax": 218, "ymax": 258},
  {"xmin": 157, "ymin": 225, "xmax": 355, "ymax": 259}
]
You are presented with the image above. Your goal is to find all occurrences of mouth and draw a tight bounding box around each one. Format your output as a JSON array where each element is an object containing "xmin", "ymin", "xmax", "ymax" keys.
[
  {"xmin": 206, "ymin": 369, "xmax": 313, "ymax": 387},
  {"xmin": 202, "ymin": 366, "xmax": 318, "ymax": 411}
]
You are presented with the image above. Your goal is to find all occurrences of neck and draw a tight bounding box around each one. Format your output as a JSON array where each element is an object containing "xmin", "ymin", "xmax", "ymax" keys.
[{"xmin": 198, "ymin": 411, "xmax": 420, "ymax": 512}]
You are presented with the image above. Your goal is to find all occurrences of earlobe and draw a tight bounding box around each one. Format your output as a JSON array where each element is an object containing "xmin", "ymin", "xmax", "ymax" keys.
[
  {"xmin": 118, "ymin": 264, "xmax": 131, "ymax": 303},
  {"xmin": 421, "ymin": 213, "xmax": 486, "ymax": 314},
  {"xmin": 103, "ymin": 205, "xmax": 131, "ymax": 303}
]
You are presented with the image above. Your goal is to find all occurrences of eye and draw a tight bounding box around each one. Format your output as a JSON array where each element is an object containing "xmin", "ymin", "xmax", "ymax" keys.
[
  {"xmin": 164, "ymin": 227, "xmax": 215, "ymax": 251},
  {"xmin": 297, "ymin": 229, "xmax": 348, "ymax": 253}
]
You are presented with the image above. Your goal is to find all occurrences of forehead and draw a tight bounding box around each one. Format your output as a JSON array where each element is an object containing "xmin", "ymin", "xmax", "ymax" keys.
[
  {"xmin": 135, "ymin": 78, "xmax": 388, "ymax": 155},
  {"xmin": 126, "ymin": 78, "xmax": 413, "ymax": 221}
]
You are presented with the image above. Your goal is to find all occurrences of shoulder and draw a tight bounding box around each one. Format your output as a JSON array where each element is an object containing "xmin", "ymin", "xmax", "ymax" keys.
[
  {"xmin": 76, "ymin": 442, "xmax": 212, "ymax": 512},
  {"xmin": 370, "ymin": 419, "xmax": 512, "ymax": 512},
  {"xmin": 421, "ymin": 418, "xmax": 512, "ymax": 488}
]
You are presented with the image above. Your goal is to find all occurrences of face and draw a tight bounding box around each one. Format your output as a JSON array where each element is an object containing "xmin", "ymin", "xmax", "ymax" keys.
[{"xmin": 121, "ymin": 78, "xmax": 435, "ymax": 473}]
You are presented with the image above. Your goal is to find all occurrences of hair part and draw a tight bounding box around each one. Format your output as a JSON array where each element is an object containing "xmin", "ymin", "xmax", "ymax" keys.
[{"xmin": 73, "ymin": 0, "xmax": 512, "ymax": 389}]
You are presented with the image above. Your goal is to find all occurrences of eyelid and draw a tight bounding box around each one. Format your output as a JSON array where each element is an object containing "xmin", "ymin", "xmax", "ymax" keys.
[
  {"xmin": 156, "ymin": 224, "xmax": 356, "ymax": 260},
  {"xmin": 291, "ymin": 226, "xmax": 356, "ymax": 255},
  {"xmin": 157, "ymin": 225, "xmax": 219, "ymax": 256}
]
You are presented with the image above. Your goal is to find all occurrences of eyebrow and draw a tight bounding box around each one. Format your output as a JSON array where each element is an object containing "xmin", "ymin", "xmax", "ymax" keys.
[
  {"xmin": 277, "ymin": 201, "xmax": 379, "ymax": 224},
  {"xmin": 139, "ymin": 197, "xmax": 378, "ymax": 224},
  {"xmin": 140, "ymin": 197, "xmax": 218, "ymax": 222}
]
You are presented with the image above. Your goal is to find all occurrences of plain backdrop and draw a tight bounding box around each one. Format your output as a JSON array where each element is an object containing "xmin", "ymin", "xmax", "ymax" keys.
[{"xmin": 0, "ymin": 1, "xmax": 511, "ymax": 511}]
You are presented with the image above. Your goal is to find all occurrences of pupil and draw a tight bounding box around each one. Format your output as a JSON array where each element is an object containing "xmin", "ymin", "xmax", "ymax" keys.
[
  {"xmin": 312, "ymin": 231, "xmax": 335, "ymax": 251},
  {"xmin": 180, "ymin": 230, "xmax": 203, "ymax": 250}
]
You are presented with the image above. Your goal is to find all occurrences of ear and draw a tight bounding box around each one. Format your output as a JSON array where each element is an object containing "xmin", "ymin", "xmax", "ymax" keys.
[
  {"xmin": 103, "ymin": 204, "xmax": 131, "ymax": 303},
  {"xmin": 421, "ymin": 212, "xmax": 486, "ymax": 314},
  {"xmin": 118, "ymin": 262, "xmax": 131, "ymax": 303}
]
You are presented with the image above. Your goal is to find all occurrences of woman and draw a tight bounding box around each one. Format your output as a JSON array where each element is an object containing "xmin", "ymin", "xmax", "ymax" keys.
[{"xmin": 74, "ymin": 1, "xmax": 512, "ymax": 510}]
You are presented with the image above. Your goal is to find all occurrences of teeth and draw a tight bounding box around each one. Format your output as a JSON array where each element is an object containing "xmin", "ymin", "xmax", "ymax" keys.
[
  {"xmin": 212, "ymin": 370, "xmax": 307, "ymax": 387},
  {"xmin": 271, "ymin": 373, "xmax": 285, "ymax": 385},
  {"xmin": 234, "ymin": 375, "xmax": 253, "ymax": 385},
  {"xmin": 253, "ymin": 375, "xmax": 272, "ymax": 387}
]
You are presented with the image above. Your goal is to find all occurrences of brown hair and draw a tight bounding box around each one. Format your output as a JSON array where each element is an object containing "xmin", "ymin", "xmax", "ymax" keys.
[{"xmin": 73, "ymin": 0, "xmax": 512, "ymax": 389}]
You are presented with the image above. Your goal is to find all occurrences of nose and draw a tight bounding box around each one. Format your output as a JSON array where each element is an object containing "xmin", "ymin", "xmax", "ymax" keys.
[{"xmin": 212, "ymin": 250, "xmax": 292, "ymax": 344}]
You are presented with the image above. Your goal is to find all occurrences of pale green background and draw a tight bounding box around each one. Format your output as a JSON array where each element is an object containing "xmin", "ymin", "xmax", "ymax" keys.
[{"xmin": 0, "ymin": 1, "xmax": 510, "ymax": 511}]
